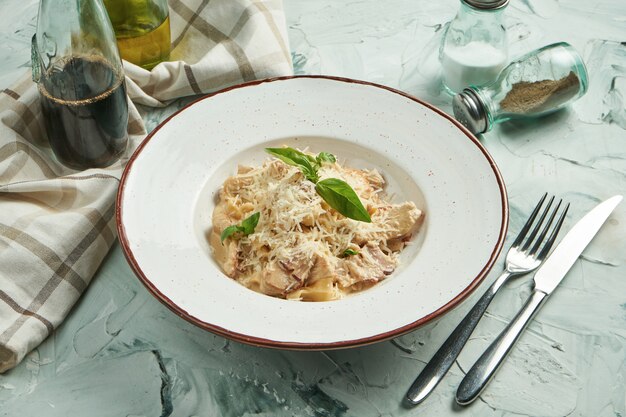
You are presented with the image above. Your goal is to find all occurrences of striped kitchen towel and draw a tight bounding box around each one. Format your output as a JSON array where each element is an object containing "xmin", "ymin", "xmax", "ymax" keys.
[{"xmin": 0, "ymin": 0, "xmax": 292, "ymax": 373}]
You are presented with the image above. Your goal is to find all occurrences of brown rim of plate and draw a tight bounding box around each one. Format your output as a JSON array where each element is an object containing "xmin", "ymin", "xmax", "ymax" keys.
[{"xmin": 116, "ymin": 75, "xmax": 509, "ymax": 350}]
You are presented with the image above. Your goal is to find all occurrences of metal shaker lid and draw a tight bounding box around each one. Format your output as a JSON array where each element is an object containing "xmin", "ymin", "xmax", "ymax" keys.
[
  {"xmin": 462, "ymin": 0, "xmax": 509, "ymax": 10},
  {"xmin": 452, "ymin": 88, "xmax": 488, "ymax": 135}
]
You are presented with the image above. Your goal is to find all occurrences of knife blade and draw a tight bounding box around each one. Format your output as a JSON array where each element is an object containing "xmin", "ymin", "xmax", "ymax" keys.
[
  {"xmin": 456, "ymin": 194, "xmax": 622, "ymax": 405},
  {"xmin": 533, "ymin": 194, "xmax": 622, "ymax": 294}
]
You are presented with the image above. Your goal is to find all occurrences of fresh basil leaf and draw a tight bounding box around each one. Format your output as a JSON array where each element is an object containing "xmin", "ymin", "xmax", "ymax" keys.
[
  {"xmin": 341, "ymin": 248, "xmax": 359, "ymax": 257},
  {"xmin": 315, "ymin": 178, "xmax": 372, "ymax": 222},
  {"xmin": 240, "ymin": 212, "xmax": 260, "ymax": 234},
  {"xmin": 220, "ymin": 225, "xmax": 242, "ymax": 243},
  {"xmin": 304, "ymin": 153, "xmax": 319, "ymax": 165},
  {"xmin": 316, "ymin": 152, "xmax": 336, "ymax": 164},
  {"xmin": 220, "ymin": 212, "xmax": 260, "ymax": 243},
  {"xmin": 265, "ymin": 147, "xmax": 319, "ymax": 183},
  {"xmin": 298, "ymin": 164, "xmax": 320, "ymax": 183},
  {"xmin": 265, "ymin": 147, "xmax": 315, "ymax": 170}
]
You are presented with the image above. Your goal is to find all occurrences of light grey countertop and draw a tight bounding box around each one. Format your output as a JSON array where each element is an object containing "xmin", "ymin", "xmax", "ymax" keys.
[{"xmin": 1, "ymin": 0, "xmax": 625, "ymax": 416}]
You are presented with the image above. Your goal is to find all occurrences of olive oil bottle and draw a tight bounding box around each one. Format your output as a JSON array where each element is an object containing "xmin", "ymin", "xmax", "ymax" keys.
[{"xmin": 103, "ymin": 0, "xmax": 171, "ymax": 70}]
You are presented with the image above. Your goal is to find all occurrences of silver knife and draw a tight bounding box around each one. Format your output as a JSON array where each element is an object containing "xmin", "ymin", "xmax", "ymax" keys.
[{"xmin": 456, "ymin": 195, "xmax": 623, "ymax": 405}]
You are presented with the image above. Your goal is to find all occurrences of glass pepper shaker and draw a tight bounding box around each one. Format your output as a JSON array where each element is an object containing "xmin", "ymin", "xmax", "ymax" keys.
[
  {"xmin": 452, "ymin": 42, "xmax": 589, "ymax": 135},
  {"xmin": 103, "ymin": 0, "xmax": 171, "ymax": 70},
  {"xmin": 440, "ymin": 0, "xmax": 509, "ymax": 95},
  {"xmin": 31, "ymin": 0, "xmax": 129, "ymax": 169}
]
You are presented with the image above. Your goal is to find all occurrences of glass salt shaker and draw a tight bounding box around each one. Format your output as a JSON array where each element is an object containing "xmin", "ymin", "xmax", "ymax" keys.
[
  {"xmin": 452, "ymin": 42, "xmax": 589, "ymax": 135},
  {"xmin": 31, "ymin": 0, "xmax": 129, "ymax": 169},
  {"xmin": 441, "ymin": 0, "xmax": 509, "ymax": 95}
]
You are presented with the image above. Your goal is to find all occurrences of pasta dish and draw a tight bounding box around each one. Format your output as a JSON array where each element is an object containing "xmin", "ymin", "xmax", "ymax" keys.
[{"xmin": 210, "ymin": 149, "xmax": 424, "ymax": 301}]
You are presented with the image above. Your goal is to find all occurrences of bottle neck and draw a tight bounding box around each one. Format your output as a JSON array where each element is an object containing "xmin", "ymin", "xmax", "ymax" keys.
[{"xmin": 34, "ymin": 0, "xmax": 122, "ymax": 76}]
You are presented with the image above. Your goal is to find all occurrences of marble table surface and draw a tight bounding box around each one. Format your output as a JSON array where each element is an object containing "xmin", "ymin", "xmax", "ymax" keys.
[{"xmin": 1, "ymin": 0, "xmax": 625, "ymax": 416}]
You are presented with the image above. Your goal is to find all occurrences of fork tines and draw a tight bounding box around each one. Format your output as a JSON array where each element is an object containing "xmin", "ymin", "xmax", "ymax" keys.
[{"xmin": 514, "ymin": 193, "xmax": 569, "ymax": 260}]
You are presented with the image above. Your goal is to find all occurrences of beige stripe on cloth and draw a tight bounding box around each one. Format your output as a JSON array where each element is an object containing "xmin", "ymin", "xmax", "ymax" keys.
[{"xmin": 0, "ymin": 0, "xmax": 292, "ymax": 373}]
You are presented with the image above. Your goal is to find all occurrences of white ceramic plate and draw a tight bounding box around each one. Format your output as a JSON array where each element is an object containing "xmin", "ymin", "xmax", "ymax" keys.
[{"xmin": 117, "ymin": 76, "xmax": 508, "ymax": 349}]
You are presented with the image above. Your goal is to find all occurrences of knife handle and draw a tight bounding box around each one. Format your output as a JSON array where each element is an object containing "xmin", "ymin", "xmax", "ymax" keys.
[{"xmin": 456, "ymin": 290, "xmax": 548, "ymax": 405}]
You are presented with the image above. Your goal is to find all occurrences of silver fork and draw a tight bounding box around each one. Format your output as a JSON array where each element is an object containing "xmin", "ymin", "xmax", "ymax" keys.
[{"xmin": 405, "ymin": 193, "xmax": 569, "ymax": 405}]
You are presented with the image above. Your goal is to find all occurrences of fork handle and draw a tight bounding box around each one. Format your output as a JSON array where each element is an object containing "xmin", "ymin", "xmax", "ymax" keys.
[
  {"xmin": 405, "ymin": 271, "xmax": 512, "ymax": 405},
  {"xmin": 456, "ymin": 290, "xmax": 548, "ymax": 405}
]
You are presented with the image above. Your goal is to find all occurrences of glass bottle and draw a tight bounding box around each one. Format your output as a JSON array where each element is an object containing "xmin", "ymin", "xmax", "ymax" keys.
[
  {"xmin": 452, "ymin": 42, "xmax": 589, "ymax": 135},
  {"xmin": 103, "ymin": 0, "xmax": 171, "ymax": 70},
  {"xmin": 440, "ymin": 0, "xmax": 509, "ymax": 95},
  {"xmin": 31, "ymin": 0, "xmax": 129, "ymax": 169}
]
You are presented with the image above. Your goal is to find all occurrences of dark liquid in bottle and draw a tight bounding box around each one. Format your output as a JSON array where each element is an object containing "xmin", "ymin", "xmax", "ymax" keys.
[{"xmin": 39, "ymin": 56, "xmax": 129, "ymax": 169}]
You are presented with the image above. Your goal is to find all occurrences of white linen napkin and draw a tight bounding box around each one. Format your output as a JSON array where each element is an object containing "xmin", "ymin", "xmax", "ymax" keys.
[{"xmin": 0, "ymin": 0, "xmax": 292, "ymax": 373}]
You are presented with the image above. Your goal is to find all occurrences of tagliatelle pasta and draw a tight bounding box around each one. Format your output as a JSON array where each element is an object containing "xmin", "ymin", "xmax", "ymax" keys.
[{"xmin": 210, "ymin": 150, "xmax": 424, "ymax": 301}]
